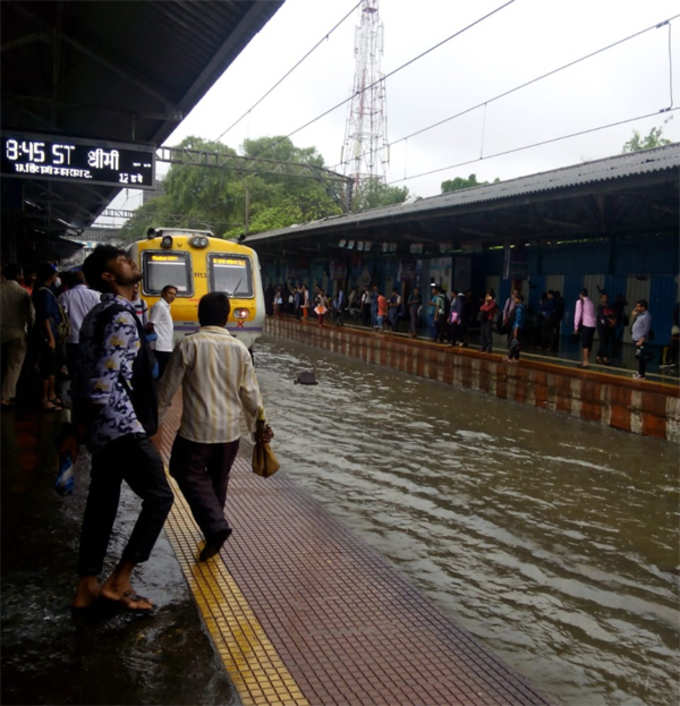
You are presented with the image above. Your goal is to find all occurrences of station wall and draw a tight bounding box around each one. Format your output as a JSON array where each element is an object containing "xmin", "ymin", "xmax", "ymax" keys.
[{"xmin": 261, "ymin": 232, "xmax": 678, "ymax": 344}]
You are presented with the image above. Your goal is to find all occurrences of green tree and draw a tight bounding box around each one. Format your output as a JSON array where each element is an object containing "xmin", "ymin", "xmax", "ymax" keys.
[
  {"xmin": 119, "ymin": 135, "xmax": 344, "ymax": 242},
  {"xmin": 622, "ymin": 126, "xmax": 671, "ymax": 153},
  {"xmin": 351, "ymin": 177, "xmax": 409, "ymax": 211},
  {"xmin": 440, "ymin": 173, "xmax": 498, "ymax": 193}
]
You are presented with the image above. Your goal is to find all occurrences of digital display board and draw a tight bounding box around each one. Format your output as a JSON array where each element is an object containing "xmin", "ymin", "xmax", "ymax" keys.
[{"xmin": 1, "ymin": 132, "xmax": 155, "ymax": 189}]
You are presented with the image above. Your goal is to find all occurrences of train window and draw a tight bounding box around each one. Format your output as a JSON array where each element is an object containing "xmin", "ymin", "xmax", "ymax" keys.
[
  {"xmin": 142, "ymin": 251, "xmax": 193, "ymax": 296},
  {"xmin": 208, "ymin": 254, "xmax": 253, "ymax": 297}
]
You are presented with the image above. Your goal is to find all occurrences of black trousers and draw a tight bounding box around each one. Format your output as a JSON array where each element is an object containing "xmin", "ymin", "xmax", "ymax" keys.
[
  {"xmin": 169, "ymin": 435, "xmax": 240, "ymax": 540},
  {"xmin": 597, "ymin": 326, "xmax": 613, "ymax": 359},
  {"xmin": 78, "ymin": 434, "xmax": 173, "ymax": 577},
  {"xmin": 155, "ymin": 350, "xmax": 172, "ymax": 378},
  {"xmin": 480, "ymin": 320, "xmax": 493, "ymax": 352}
]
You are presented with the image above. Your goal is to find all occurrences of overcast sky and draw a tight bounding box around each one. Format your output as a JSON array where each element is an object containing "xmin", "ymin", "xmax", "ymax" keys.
[{"xmin": 104, "ymin": 0, "xmax": 679, "ymax": 219}]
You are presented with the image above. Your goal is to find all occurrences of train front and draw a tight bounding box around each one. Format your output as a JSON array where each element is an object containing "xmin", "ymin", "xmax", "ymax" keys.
[{"xmin": 131, "ymin": 229, "xmax": 265, "ymax": 350}]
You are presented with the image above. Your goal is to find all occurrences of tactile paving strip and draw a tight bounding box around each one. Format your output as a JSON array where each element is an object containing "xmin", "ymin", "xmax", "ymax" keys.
[
  {"xmin": 157, "ymin": 405, "xmax": 308, "ymax": 706},
  {"xmin": 157, "ymin": 398, "xmax": 551, "ymax": 706}
]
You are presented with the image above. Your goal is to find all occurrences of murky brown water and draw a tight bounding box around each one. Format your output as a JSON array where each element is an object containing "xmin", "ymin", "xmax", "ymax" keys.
[{"xmin": 255, "ymin": 336, "xmax": 679, "ymax": 706}]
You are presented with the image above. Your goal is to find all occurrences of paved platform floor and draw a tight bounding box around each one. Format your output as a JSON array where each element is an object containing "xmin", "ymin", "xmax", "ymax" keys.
[
  {"xmin": 1, "ymin": 406, "xmax": 237, "ymax": 706},
  {"xmin": 157, "ymin": 398, "xmax": 552, "ymax": 706}
]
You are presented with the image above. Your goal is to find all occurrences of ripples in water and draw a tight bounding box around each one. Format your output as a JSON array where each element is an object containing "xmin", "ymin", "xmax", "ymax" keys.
[{"xmin": 254, "ymin": 337, "xmax": 679, "ymax": 705}]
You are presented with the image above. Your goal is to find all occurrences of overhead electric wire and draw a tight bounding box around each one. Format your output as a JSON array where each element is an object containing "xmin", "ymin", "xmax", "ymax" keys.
[
  {"xmin": 385, "ymin": 106, "xmax": 680, "ymax": 185},
  {"xmin": 283, "ymin": 0, "xmax": 516, "ymax": 143},
  {"xmin": 667, "ymin": 20, "xmax": 674, "ymax": 108},
  {"xmin": 332, "ymin": 13, "xmax": 680, "ymax": 172},
  {"xmin": 237, "ymin": 0, "xmax": 516, "ymax": 164},
  {"xmin": 214, "ymin": 0, "xmax": 363, "ymax": 143}
]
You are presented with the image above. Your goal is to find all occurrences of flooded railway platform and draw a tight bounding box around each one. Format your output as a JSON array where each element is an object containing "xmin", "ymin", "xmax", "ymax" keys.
[{"xmin": 2, "ymin": 334, "xmax": 678, "ymax": 705}]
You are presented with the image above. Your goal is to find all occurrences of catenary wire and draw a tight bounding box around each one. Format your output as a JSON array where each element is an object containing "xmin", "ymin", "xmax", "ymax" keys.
[
  {"xmin": 235, "ymin": 0, "xmax": 516, "ymax": 164},
  {"xmin": 385, "ymin": 107, "xmax": 680, "ymax": 185},
  {"xmin": 667, "ymin": 20, "xmax": 674, "ymax": 108},
  {"xmin": 283, "ymin": 0, "xmax": 516, "ymax": 143},
  {"xmin": 332, "ymin": 14, "xmax": 680, "ymax": 171},
  {"xmin": 214, "ymin": 1, "xmax": 363, "ymax": 143}
]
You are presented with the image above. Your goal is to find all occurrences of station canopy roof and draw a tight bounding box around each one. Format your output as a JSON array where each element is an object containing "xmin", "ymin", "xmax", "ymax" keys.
[
  {"xmin": 1, "ymin": 0, "xmax": 283, "ymax": 256},
  {"xmin": 247, "ymin": 143, "xmax": 680, "ymax": 259}
]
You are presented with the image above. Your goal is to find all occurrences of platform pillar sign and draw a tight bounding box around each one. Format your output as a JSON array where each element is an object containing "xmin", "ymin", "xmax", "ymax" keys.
[
  {"xmin": 1, "ymin": 132, "xmax": 155, "ymax": 188},
  {"xmin": 503, "ymin": 243, "xmax": 528, "ymax": 281}
]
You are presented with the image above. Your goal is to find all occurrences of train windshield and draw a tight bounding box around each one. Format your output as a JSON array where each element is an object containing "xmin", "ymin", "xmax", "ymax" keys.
[
  {"xmin": 142, "ymin": 251, "xmax": 192, "ymax": 295},
  {"xmin": 208, "ymin": 254, "xmax": 252, "ymax": 297}
]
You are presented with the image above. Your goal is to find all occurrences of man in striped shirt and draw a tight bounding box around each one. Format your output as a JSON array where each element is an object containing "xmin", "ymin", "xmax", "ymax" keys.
[{"xmin": 158, "ymin": 292, "xmax": 269, "ymax": 561}]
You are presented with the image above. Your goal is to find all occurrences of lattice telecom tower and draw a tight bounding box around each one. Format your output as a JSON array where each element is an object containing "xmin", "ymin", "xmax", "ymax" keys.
[{"xmin": 340, "ymin": 0, "xmax": 389, "ymax": 199}]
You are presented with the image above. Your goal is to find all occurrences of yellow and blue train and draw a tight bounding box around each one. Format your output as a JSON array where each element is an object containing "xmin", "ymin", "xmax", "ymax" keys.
[{"xmin": 128, "ymin": 228, "xmax": 265, "ymax": 349}]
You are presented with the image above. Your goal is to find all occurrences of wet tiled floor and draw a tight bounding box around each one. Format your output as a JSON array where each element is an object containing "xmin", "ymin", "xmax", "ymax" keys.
[{"xmin": 157, "ymin": 399, "xmax": 551, "ymax": 706}]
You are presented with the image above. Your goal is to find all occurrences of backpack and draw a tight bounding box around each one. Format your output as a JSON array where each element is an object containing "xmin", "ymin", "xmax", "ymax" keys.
[
  {"xmin": 40, "ymin": 286, "xmax": 71, "ymax": 341},
  {"xmin": 92, "ymin": 303, "xmax": 159, "ymax": 436}
]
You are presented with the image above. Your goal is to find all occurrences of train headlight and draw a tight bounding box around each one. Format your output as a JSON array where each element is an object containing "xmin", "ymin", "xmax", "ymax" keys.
[
  {"xmin": 190, "ymin": 236, "xmax": 209, "ymax": 249},
  {"xmin": 233, "ymin": 308, "xmax": 249, "ymax": 320},
  {"xmin": 160, "ymin": 235, "xmax": 173, "ymax": 249}
]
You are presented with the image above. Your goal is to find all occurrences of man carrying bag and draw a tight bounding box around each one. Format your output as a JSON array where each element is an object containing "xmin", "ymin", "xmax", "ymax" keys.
[{"xmin": 158, "ymin": 292, "xmax": 273, "ymax": 562}]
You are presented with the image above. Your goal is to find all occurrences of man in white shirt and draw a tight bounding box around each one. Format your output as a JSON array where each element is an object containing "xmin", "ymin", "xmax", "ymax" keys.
[
  {"xmin": 149, "ymin": 284, "xmax": 177, "ymax": 377},
  {"xmin": 158, "ymin": 292, "xmax": 271, "ymax": 562},
  {"xmin": 58, "ymin": 270, "xmax": 100, "ymax": 375},
  {"xmin": 1, "ymin": 264, "xmax": 34, "ymax": 406}
]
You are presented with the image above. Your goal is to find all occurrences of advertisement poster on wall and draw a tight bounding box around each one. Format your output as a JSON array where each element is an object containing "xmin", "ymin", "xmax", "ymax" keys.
[{"xmin": 428, "ymin": 257, "xmax": 453, "ymax": 291}]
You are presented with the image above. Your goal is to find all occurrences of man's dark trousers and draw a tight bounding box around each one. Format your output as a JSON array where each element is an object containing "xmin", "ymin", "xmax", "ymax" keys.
[
  {"xmin": 169, "ymin": 435, "xmax": 240, "ymax": 540},
  {"xmin": 78, "ymin": 434, "xmax": 173, "ymax": 576}
]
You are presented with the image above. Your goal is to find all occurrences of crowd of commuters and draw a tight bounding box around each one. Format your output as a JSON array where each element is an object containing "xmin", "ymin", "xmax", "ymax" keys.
[
  {"xmin": 261, "ymin": 278, "xmax": 670, "ymax": 377},
  {"xmin": 1, "ymin": 249, "xmax": 272, "ymax": 616},
  {"xmin": 0, "ymin": 253, "xmax": 673, "ymax": 617}
]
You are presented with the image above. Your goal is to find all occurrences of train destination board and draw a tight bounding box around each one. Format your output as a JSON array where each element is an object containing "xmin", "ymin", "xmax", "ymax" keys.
[{"xmin": 1, "ymin": 132, "xmax": 155, "ymax": 188}]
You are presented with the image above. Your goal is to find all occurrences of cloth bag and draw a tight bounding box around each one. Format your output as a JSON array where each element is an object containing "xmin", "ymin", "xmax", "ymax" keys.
[{"xmin": 252, "ymin": 413, "xmax": 279, "ymax": 478}]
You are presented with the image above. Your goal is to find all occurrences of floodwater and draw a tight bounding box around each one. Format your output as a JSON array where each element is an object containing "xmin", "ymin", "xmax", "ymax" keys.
[{"xmin": 254, "ymin": 336, "xmax": 679, "ymax": 706}]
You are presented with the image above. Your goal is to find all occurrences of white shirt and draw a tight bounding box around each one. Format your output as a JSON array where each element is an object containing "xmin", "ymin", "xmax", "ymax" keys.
[
  {"xmin": 158, "ymin": 326, "xmax": 263, "ymax": 443},
  {"xmin": 149, "ymin": 297, "xmax": 174, "ymax": 352},
  {"xmin": 0, "ymin": 279, "xmax": 33, "ymax": 342},
  {"xmin": 58, "ymin": 284, "xmax": 101, "ymax": 344}
]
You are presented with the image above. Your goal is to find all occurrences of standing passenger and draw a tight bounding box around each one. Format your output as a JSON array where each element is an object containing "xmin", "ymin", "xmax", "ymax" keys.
[
  {"xmin": 388, "ymin": 288, "xmax": 401, "ymax": 332},
  {"xmin": 149, "ymin": 284, "xmax": 177, "ymax": 377},
  {"xmin": 376, "ymin": 291, "xmax": 388, "ymax": 331},
  {"xmin": 58, "ymin": 270, "xmax": 101, "ymax": 377},
  {"xmin": 407, "ymin": 287, "xmax": 421, "ymax": 337},
  {"xmin": 301, "ymin": 284, "xmax": 310, "ymax": 320},
  {"xmin": 431, "ymin": 286, "xmax": 446, "ymax": 342},
  {"xmin": 72, "ymin": 245, "xmax": 173, "ymax": 613},
  {"xmin": 507, "ymin": 292, "xmax": 525, "ymax": 362},
  {"xmin": 32, "ymin": 263, "xmax": 67, "ymax": 411},
  {"xmin": 479, "ymin": 289, "xmax": 498, "ymax": 353},
  {"xmin": 333, "ymin": 287, "xmax": 345, "ymax": 326},
  {"xmin": 0, "ymin": 264, "xmax": 34, "ymax": 407},
  {"xmin": 595, "ymin": 292, "xmax": 615, "ymax": 365},
  {"xmin": 158, "ymin": 292, "xmax": 270, "ymax": 561},
  {"xmin": 573, "ymin": 288, "xmax": 596, "ymax": 368},
  {"xmin": 631, "ymin": 299, "xmax": 652, "ymax": 380}
]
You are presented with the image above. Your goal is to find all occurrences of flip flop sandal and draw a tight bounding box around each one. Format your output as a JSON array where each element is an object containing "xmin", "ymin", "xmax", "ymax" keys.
[
  {"xmin": 108, "ymin": 590, "xmax": 154, "ymax": 614},
  {"xmin": 42, "ymin": 401, "xmax": 63, "ymax": 412}
]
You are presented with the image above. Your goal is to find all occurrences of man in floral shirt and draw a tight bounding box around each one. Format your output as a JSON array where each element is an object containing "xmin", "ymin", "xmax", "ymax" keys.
[{"xmin": 71, "ymin": 245, "xmax": 173, "ymax": 614}]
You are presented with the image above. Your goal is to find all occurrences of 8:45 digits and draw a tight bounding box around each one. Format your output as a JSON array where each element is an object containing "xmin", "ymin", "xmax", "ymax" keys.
[{"xmin": 5, "ymin": 139, "xmax": 75, "ymax": 165}]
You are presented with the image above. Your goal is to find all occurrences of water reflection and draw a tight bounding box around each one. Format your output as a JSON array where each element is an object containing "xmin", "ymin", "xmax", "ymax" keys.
[{"xmin": 254, "ymin": 337, "xmax": 679, "ymax": 706}]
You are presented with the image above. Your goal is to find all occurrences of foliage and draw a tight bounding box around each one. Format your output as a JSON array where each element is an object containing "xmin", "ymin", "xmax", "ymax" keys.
[
  {"xmin": 440, "ymin": 173, "xmax": 499, "ymax": 193},
  {"xmin": 119, "ymin": 135, "xmax": 344, "ymax": 242},
  {"xmin": 351, "ymin": 177, "xmax": 409, "ymax": 211},
  {"xmin": 622, "ymin": 126, "xmax": 671, "ymax": 153}
]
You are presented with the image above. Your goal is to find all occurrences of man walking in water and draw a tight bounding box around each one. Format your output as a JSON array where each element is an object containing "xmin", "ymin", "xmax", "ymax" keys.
[
  {"xmin": 158, "ymin": 292, "xmax": 271, "ymax": 561},
  {"xmin": 72, "ymin": 245, "xmax": 173, "ymax": 613}
]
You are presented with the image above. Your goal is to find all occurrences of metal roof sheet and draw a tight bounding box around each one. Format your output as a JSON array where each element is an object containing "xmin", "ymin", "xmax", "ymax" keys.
[
  {"xmin": 247, "ymin": 142, "xmax": 680, "ymax": 243},
  {"xmin": 1, "ymin": 0, "xmax": 283, "ymax": 239}
]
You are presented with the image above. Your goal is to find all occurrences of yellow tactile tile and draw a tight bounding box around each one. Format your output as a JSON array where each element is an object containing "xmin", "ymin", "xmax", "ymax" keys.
[{"xmin": 163, "ymin": 471, "xmax": 309, "ymax": 706}]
